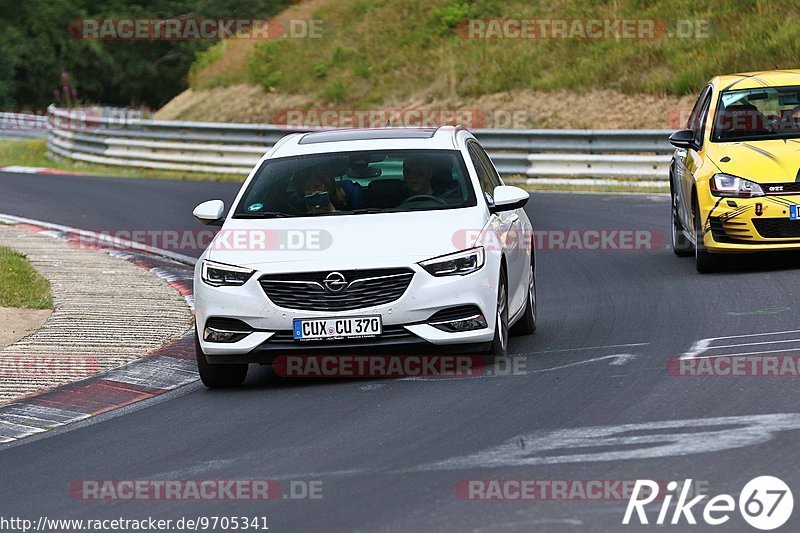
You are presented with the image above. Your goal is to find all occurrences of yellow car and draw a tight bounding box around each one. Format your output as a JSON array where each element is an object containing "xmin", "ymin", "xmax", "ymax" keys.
[{"xmin": 670, "ymin": 69, "xmax": 800, "ymax": 272}]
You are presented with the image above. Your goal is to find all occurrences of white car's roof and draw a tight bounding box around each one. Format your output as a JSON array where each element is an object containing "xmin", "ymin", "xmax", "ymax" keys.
[{"xmin": 268, "ymin": 126, "xmax": 470, "ymax": 158}]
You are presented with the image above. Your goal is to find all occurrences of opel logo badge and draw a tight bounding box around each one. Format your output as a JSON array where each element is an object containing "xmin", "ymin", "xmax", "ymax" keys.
[{"xmin": 323, "ymin": 272, "xmax": 347, "ymax": 293}]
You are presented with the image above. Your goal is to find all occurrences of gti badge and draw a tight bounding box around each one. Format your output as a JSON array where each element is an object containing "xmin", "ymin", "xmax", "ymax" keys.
[{"xmin": 769, "ymin": 186, "xmax": 784, "ymax": 192}]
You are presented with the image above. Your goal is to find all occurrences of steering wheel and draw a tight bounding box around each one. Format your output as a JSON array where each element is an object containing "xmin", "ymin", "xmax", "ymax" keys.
[
  {"xmin": 791, "ymin": 105, "xmax": 800, "ymax": 125},
  {"xmin": 765, "ymin": 113, "xmax": 781, "ymax": 132},
  {"xmin": 399, "ymin": 194, "xmax": 447, "ymax": 207}
]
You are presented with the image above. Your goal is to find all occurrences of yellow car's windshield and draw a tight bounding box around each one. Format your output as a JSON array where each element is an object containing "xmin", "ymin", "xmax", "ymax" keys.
[{"xmin": 712, "ymin": 85, "xmax": 800, "ymax": 142}]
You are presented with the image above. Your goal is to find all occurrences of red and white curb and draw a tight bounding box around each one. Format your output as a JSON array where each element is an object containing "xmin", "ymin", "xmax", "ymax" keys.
[
  {"xmin": 0, "ymin": 335, "xmax": 197, "ymax": 443},
  {"xmin": 0, "ymin": 165, "xmax": 83, "ymax": 175},
  {"xmin": 0, "ymin": 214, "xmax": 199, "ymax": 444}
]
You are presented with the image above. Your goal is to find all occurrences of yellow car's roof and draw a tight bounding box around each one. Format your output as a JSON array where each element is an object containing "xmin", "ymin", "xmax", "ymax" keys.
[{"xmin": 712, "ymin": 69, "xmax": 800, "ymax": 91}]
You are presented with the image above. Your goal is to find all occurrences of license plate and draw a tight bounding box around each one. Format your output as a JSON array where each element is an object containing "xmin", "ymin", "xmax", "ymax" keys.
[
  {"xmin": 791, "ymin": 205, "xmax": 799, "ymax": 220},
  {"xmin": 293, "ymin": 316, "xmax": 382, "ymax": 341}
]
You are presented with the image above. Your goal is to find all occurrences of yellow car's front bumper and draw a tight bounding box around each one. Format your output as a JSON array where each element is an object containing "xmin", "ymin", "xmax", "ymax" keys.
[{"xmin": 700, "ymin": 194, "xmax": 800, "ymax": 253}]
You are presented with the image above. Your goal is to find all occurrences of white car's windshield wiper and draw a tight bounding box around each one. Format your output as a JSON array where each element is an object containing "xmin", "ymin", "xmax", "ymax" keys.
[
  {"xmin": 341, "ymin": 208, "xmax": 388, "ymax": 214},
  {"xmin": 235, "ymin": 212, "xmax": 295, "ymax": 218}
]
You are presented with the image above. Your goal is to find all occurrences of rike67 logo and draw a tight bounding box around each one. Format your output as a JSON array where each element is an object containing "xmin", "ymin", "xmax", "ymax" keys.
[{"xmin": 623, "ymin": 476, "xmax": 793, "ymax": 530}]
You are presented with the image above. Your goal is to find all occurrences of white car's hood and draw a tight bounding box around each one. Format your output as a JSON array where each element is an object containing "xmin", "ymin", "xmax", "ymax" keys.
[{"xmin": 205, "ymin": 208, "xmax": 488, "ymax": 271}]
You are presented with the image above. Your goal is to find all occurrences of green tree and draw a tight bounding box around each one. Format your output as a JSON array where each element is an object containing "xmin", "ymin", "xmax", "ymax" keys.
[{"xmin": 0, "ymin": 0, "xmax": 292, "ymax": 109}]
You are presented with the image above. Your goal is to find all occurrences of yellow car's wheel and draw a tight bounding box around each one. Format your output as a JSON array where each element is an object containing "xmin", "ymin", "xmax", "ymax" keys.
[
  {"xmin": 694, "ymin": 195, "xmax": 721, "ymax": 273},
  {"xmin": 671, "ymin": 187, "xmax": 693, "ymax": 257}
]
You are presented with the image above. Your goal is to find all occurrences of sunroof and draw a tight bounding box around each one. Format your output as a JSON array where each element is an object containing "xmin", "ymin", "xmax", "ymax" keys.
[{"xmin": 298, "ymin": 128, "xmax": 438, "ymax": 144}]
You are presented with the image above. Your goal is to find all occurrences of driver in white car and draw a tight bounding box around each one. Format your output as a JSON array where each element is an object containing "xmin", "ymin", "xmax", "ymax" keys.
[
  {"xmin": 402, "ymin": 157, "xmax": 435, "ymax": 196},
  {"xmin": 402, "ymin": 156, "xmax": 460, "ymax": 204}
]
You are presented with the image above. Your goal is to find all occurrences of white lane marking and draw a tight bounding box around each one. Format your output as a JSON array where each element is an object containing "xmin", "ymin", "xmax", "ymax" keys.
[
  {"xmin": 710, "ymin": 338, "xmax": 800, "ymax": 351},
  {"xmin": 609, "ymin": 353, "xmax": 637, "ymax": 366},
  {"xmin": 529, "ymin": 353, "xmax": 637, "ymax": 373},
  {"xmin": 706, "ymin": 328, "xmax": 800, "ymax": 341},
  {"xmin": 682, "ymin": 330, "xmax": 800, "ymax": 360},
  {"xmin": 521, "ymin": 343, "xmax": 647, "ymax": 356},
  {"xmin": 682, "ymin": 338, "xmax": 712, "ymax": 359},
  {"xmin": 360, "ymin": 384, "xmax": 384, "ymax": 391},
  {"xmin": 684, "ymin": 346, "xmax": 800, "ymax": 360},
  {"xmin": 412, "ymin": 413, "xmax": 800, "ymax": 471}
]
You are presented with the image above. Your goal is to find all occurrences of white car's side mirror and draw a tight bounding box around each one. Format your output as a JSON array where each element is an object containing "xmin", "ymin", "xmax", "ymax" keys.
[
  {"xmin": 193, "ymin": 200, "xmax": 226, "ymax": 226},
  {"xmin": 490, "ymin": 186, "xmax": 529, "ymax": 213}
]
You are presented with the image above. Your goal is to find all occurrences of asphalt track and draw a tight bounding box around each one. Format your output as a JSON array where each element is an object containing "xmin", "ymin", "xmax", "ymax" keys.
[{"xmin": 2, "ymin": 170, "xmax": 800, "ymax": 532}]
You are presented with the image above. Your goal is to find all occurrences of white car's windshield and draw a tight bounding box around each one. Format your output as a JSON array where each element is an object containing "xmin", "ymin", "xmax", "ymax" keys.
[{"xmin": 233, "ymin": 149, "xmax": 477, "ymax": 218}]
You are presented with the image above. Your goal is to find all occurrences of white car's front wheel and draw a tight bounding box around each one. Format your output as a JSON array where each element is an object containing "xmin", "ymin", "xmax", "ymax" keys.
[
  {"xmin": 488, "ymin": 272, "xmax": 509, "ymax": 357},
  {"xmin": 195, "ymin": 331, "xmax": 248, "ymax": 388},
  {"xmin": 510, "ymin": 264, "xmax": 536, "ymax": 336}
]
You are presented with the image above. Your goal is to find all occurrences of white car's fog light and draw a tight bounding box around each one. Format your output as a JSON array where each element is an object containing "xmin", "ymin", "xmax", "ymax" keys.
[
  {"xmin": 203, "ymin": 318, "xmax": 252, "ymax": 343},
  {"xmin": 204, "ymin": 327, "xmax": 249, "ymax": 343},
  {"xmin": 430, "ymin": 314, "xmax": 487, "ymax": 332}
]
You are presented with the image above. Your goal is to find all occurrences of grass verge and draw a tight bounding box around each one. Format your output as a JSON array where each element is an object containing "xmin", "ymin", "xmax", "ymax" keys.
[
  {"xmin": 0, "ymin": 247, "xmax": 53, "ymax": 309},
  {"xmin": 0, "ymin": 139, "xmax": 246, "ymax": 182}
]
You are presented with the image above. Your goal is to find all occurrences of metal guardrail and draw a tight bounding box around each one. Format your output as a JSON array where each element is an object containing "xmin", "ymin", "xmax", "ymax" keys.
[{"xmin": 45, "ymin": 106, "xmax": 674, "ymax": 186}]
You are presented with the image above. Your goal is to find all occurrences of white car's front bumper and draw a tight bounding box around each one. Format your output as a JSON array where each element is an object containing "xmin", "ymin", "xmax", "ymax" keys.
[{"xmin": 194, "ymin": 258, "xmax": 500, "ymax": 360}]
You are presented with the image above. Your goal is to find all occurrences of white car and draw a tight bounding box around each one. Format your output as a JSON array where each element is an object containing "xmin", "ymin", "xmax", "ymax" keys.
[{"xmin": 192, "ymin": 126, "xmax": 536, "ymax": 387}]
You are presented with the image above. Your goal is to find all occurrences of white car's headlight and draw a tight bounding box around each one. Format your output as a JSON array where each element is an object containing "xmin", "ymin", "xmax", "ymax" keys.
[
  {"xmin": 419, "ymin": 247, "xmax": 485, "ymax": 276},
  {"xmin": 710, "ymin": 173, "xmax": 765, "ymax": 198},
  {"xmin": 201, "ymin": 260, "xmax": 255, "ymax": 287}
]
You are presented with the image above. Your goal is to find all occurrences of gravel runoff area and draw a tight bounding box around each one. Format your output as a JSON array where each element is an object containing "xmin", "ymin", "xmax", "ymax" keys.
[{"xmin": 0, "ymin": 224, "xmax": 194, "ymax": 404}]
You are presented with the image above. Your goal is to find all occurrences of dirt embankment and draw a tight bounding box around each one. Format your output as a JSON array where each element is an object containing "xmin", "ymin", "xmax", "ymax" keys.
[{"xmin": 155, "ymin": 84, "xmax": 696, "ymax": 130}]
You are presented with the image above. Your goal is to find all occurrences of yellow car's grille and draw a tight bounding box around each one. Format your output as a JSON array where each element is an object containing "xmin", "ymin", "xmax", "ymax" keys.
[
  {"xmin": 753, "ymin": 218, "xmax": 800, "ymax": 239},
  {"xmin": 710, "ymin": 218, "xmax": 756, "ymax": 242}
]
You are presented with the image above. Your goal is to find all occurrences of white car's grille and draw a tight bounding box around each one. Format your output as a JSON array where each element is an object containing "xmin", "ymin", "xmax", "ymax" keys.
[{"xmin": 259, "ymin": 268, "xmax": 414, "ymax": 311}]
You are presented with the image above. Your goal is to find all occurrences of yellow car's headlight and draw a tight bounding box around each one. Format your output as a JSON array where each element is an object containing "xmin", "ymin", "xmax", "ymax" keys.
[{"xmin": 710, "ymin": 173, "xmax": 765, "ymax": 198}]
